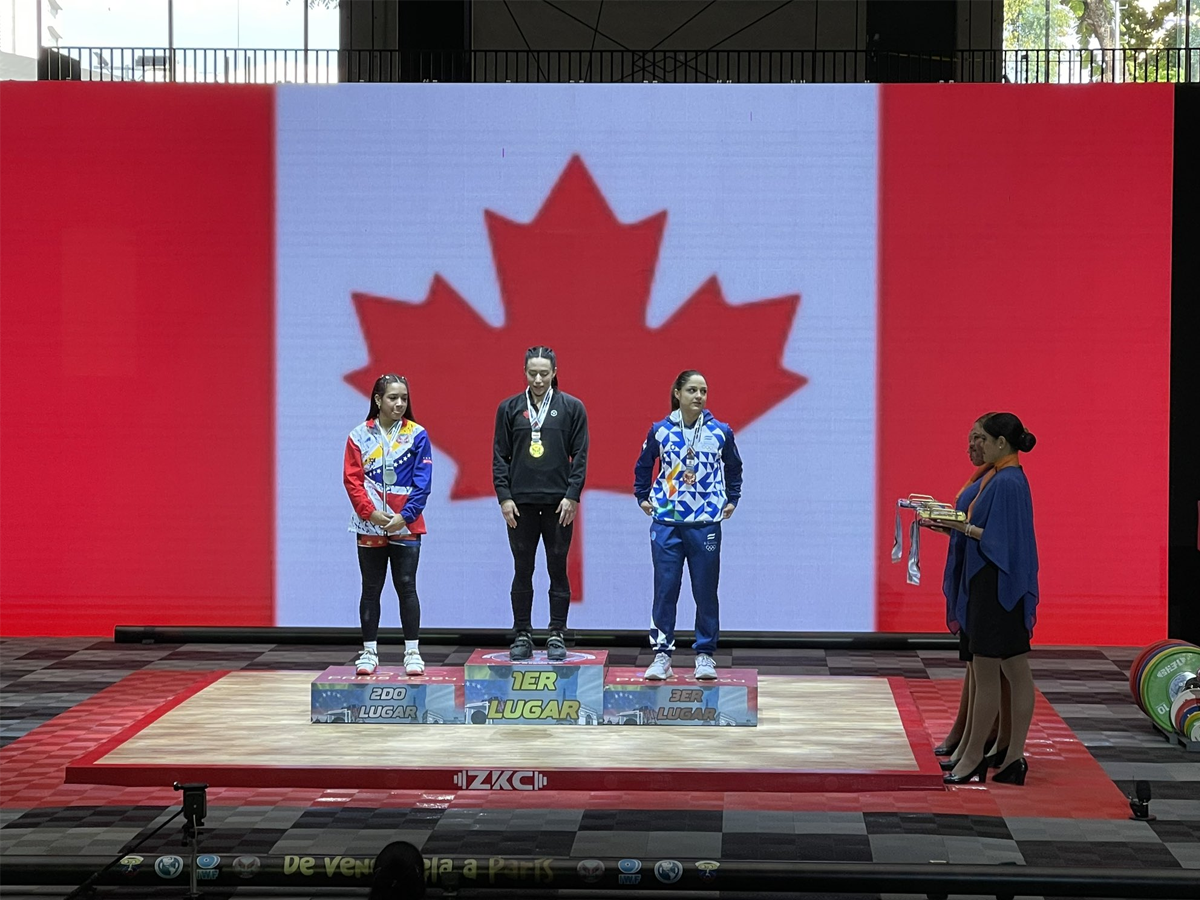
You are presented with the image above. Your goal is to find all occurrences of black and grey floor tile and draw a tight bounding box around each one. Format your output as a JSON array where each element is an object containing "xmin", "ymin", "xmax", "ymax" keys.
[{"xmin": 0, "ymin": 638, "xmax": 1198, "ymax": 899}]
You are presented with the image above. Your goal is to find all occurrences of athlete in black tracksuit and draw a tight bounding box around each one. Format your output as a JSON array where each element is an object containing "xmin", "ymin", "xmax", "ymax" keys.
[{"xmin": 492, "ymin": 347, "xmax": 589, "ymax": 660}]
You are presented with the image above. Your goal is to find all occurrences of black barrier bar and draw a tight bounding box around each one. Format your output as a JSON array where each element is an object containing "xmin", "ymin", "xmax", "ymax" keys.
[
  {"xmin": 4, "ymin": 855, "xmax": 1199, "ymax": 896},
  {"xmin": 47, "ymin": 47, "xmax": 1200, "ymax": 84},
  {"xmin": 114, "ymin": 625, "xmax": 959, "ymax": 650}
]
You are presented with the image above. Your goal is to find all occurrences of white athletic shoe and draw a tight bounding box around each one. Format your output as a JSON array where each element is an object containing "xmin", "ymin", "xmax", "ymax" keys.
[
  {"xmin": 643, "ymin": 652, "xmax": 673, "ymax": 681},
  {"xmin": 355, "ymin": 648, "xmax": 378, "ymax": 676},
  {"xmin": 404, "ymin": 648, "xmax": 426, "ymax": 676},
  {"xmin": 693, "ymin": 654, "xmax": 718, "ymax": 681}
]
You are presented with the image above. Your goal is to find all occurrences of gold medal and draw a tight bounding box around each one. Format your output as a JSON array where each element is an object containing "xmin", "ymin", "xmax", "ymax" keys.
[{"xmin": 527, "ymin": 393, "xmax": 551, "ymax": 461}]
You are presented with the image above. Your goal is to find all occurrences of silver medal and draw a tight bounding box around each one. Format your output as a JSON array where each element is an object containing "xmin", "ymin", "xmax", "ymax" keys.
[{"xmin": 379, "ymin": 421, "xmax": 400, "ymax": 488}]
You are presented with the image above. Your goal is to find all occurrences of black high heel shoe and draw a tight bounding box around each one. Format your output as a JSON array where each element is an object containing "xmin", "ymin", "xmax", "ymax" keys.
[
  {"xmin": 943, "ymin": 758, "xmax": 988, "ymax": 785},
  {"xmin": 939, "ymin": 758, "xmax": 957, "ymax": 771},
  {"xmin": 985, "ymin": 745, "xmax": 1010, "ymax": 769},
  {"xmin": 992, "ymin": 758, "xmax": 1028, "ymax": 785},
  {"xmin": 933, "ymin": 739, "xmax": 960, "ymax": 757}
]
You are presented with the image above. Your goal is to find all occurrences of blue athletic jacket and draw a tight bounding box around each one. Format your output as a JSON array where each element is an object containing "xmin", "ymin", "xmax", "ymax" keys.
[{"xmin": 633, "ymin": 409, "xmax": 743, "ymax": 525}]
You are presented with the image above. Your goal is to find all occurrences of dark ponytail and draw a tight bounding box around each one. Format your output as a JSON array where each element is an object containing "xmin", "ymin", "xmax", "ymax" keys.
[
  {"xmin": 367, "ymin": 374, "xmax": 415, "ymax": 423},
  {"xmin": 524, "ymin": 346, "xmax": 559, "ymax": 389},
  {"xmin": 670, "ymin": 370, "xmax": 703, "ymax": 410},
  {"xmin": 981, "ymin": 412, "xmax": 1035, "ymax": 452}
]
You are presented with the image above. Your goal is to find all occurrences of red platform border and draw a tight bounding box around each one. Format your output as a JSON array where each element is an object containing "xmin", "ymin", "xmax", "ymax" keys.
[
  {"xmin": 65, "ymin": 675, "xmax": 945, "ymax": 793},
  {"xmin": 67, "ymin": 670, "xmax": 229, "ymax": 769}
]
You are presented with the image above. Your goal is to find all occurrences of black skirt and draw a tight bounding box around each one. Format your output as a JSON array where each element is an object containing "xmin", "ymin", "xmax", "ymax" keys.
[{"xmin": 966, "ymin": 562, "xmax": 1031, "ymax": 660}]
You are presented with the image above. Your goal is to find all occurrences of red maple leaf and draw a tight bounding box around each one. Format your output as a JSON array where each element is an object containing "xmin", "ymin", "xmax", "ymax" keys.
[{"xmin": 346, "ymin": 156, "xmax": 806, "ymax": 597}]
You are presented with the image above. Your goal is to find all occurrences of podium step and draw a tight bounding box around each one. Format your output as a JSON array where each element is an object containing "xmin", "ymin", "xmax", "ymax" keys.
[
  {"xmin": 310, "ymin": 666, "xmax": 465, "ymax": 724},
  {"xmin": 310, "ymin": 653, "xmax": 757, "ymax": 726},
  {"xmin": 463, "ymin": 649, "xmax": 607, "ymax": 725},
  {"xmin": 603, "ymin": 667, "xmax": 758, "ymax": 726}
]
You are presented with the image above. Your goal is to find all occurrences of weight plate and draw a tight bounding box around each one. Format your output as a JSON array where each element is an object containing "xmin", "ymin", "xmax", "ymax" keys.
[
  {"xmin": 1182, "ymin": 707, "xmax": 1200, "ymax": 742},
  {"xmin": 1170, "ymin": 688, "xmax": 1200, "ymax": 736},
  {"xmin": 1142, "ymin": 646, "xmax": 1200, "ymax": 733},
  {"xmin": 1130, "ymin": 641, "xmax": 1179, "ymax": 708},
  {"xmin": 1136, "ymin": 641, "xmax": 1191, "ymax": 713},
  {"xmin": 1139, "ymin": 642, "xmax": 1192, "ymax": 712}
]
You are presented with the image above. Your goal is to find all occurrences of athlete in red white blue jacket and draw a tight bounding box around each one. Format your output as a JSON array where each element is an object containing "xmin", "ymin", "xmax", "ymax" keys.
[{"xmin": 343, "ymin": 374, "xmax": 433, "ymax": 677}]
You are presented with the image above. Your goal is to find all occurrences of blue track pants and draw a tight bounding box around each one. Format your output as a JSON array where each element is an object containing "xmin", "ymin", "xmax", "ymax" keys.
[{"xmin": 649, "ymin": 520, "xmax": 721, "ymax": 656}]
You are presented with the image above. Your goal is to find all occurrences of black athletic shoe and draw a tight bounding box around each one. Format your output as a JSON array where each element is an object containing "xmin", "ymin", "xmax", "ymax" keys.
[
  {"xmin": 510, "ymin": 631, "xmax": 534, "ymax": 661},
  {"xmin": 546, "ymin": 631, "xmax": 567, "ymax": 661}
]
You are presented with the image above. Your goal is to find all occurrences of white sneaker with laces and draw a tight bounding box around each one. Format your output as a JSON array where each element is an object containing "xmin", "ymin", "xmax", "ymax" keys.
[
  {"xmin": 355, "ymin": 648, "xmax": 378, "ymax": 676},
  {"xmin": 404, "ymin": 648, "xmax": 426, "ymax": 676},
  {"xmin": 643, "ymin": 652, "xmax": 673, "ymax": 681},
  {"xmin": 693, "ymin": 653, "xmax": 718, "ymax": 681}
]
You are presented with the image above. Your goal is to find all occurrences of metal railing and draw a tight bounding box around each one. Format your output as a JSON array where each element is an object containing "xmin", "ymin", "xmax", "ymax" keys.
[
  {"xmin": 44, "ymin": 47, "xmax": 1199, "ymax": 84},
  {"xmin": 43, "ymin": 47, "xmax": 341, "ymax": 84},
  {"xmin": 1001, "ymin": 47, "xmax": 1197, "ymax": 83}
]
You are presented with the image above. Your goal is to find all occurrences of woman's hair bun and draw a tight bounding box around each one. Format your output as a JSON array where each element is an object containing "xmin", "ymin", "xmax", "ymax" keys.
[{"xmin": 981, "ymin": 413, "xmax": 1035, "ymax": 453}]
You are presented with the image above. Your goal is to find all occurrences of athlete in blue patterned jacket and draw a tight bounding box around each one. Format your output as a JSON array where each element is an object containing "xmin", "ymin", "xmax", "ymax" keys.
[{"xmin": 633, "ymin": 370, "xmax": 743, "ymax": 681}]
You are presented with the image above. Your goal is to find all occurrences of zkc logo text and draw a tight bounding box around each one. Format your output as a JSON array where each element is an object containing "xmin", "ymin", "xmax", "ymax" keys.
[{"xmin": 453, "ymin": 769, "xmax": 548, "ymax": 790}]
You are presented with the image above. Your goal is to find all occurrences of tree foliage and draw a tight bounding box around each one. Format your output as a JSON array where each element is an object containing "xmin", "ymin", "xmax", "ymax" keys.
[
  {"xmin": 1007, "ymin": 0, "xmax": 1189, "ymax": 49},
  {"xmin": 1005, "ymin": 0, "xmax": 1079, "ymax": 49}
]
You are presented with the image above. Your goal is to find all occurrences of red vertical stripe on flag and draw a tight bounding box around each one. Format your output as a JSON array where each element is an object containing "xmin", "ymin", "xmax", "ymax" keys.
[
  {"xmin": 877, "ymin": 85, "xmax": 1173, "ymax": 645},
  {"xmin": 0, "ymin": 84, "xmax": 275, "ymax": 635}
]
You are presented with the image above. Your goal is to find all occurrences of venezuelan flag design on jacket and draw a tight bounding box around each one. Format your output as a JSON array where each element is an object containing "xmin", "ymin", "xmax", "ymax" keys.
[{"xmin": 343, "ymin": 418, "xmax": 433, "ymax": 536}]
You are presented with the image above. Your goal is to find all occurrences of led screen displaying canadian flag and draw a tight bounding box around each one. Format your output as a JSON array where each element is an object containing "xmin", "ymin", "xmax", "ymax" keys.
[{"xmin": 0, "ymin": 83, "xmax": 1174, "ymax": 644}]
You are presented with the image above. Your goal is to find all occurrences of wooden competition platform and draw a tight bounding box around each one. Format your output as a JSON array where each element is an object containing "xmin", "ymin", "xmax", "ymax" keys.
[{"xmin": 66, "ymin": 672, "xmax": 945, "ymax": 793}]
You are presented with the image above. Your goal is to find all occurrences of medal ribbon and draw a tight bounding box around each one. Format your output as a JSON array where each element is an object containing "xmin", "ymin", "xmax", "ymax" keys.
[
  {"xmin": 679, "ymin": 411, "xmax": 703, "ymax": 463},
  {"xmin": 376, "ymin": 418, "xmax": 402, "ymax": 505},
  {"xmin": 526, "ymin": 387, "xmax": 553, "ymax": 440},
  {"xmin": 906, "ymin": 518, "xmax": 922, "ymax": 585}
]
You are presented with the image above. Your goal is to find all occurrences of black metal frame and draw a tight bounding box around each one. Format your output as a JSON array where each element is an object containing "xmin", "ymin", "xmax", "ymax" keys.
[
  {"xmin": 43, "ymin": 47, "xmax": 1199, "ymax": 84},
  {"xmin": 114, "ymin": 625, "xmax": 960, "ymax": 649}
]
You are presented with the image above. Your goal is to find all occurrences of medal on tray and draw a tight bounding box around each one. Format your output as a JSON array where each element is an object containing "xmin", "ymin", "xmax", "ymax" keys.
[
  {"xmin": 898, "ymin": 493, "xmax": 966, "ymax": 524},
  {"xmin": 892, "ymin": 494, "xmax": 966, "ymax": 587}
]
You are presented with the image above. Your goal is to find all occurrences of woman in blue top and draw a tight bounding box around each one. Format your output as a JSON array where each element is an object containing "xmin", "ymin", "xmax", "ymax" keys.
[
  {"xmin": 922, "ymin": 415, "xmax": 1011, "ymax": 774},
  {"xmin": 633, "ymin": 371, "xmax": 743, "ymax": 681},
  {"xmin": 938, "ymin": 413, "xmax": 1039, "ymax": 786}
]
